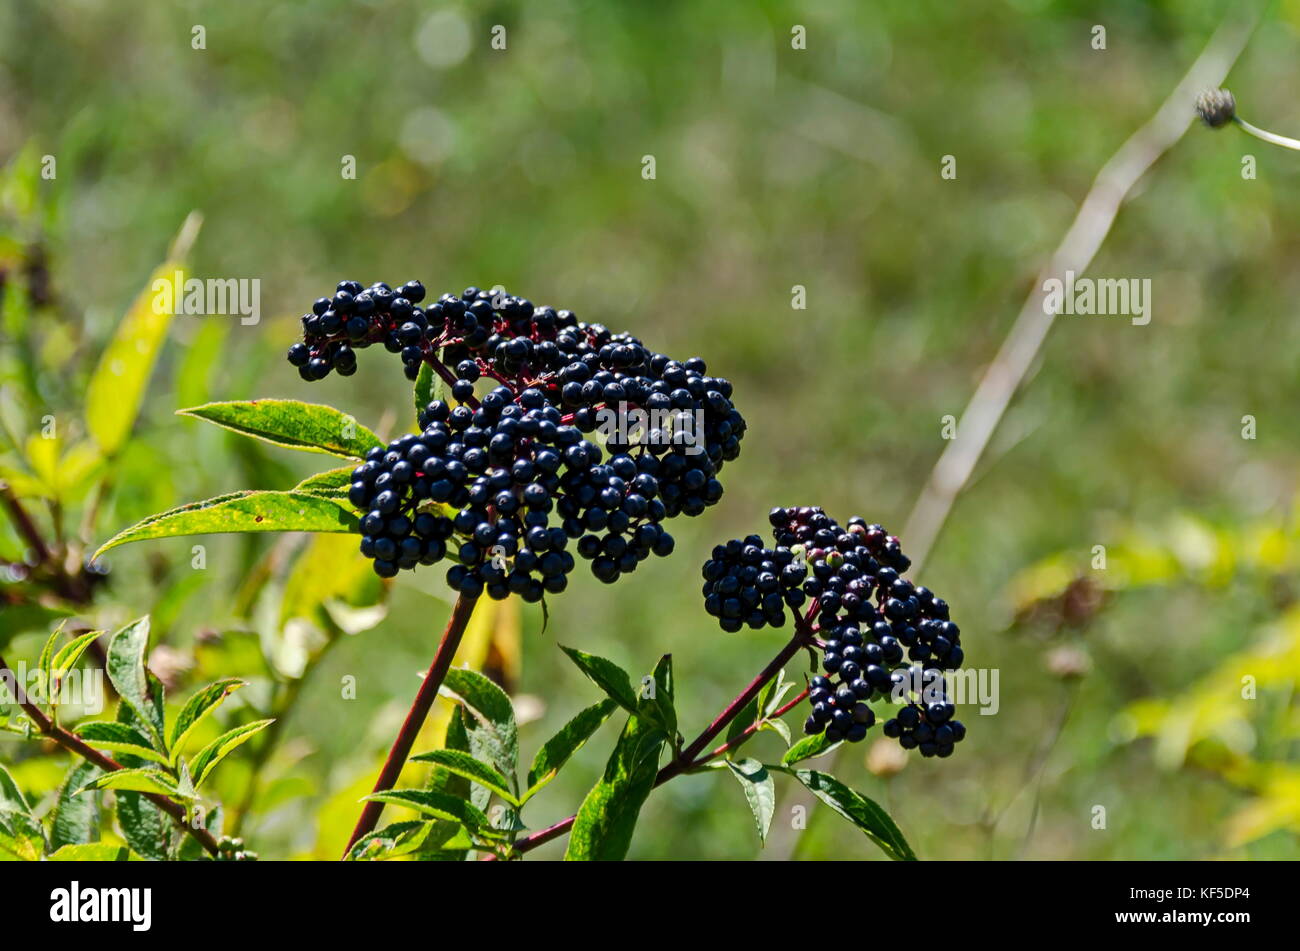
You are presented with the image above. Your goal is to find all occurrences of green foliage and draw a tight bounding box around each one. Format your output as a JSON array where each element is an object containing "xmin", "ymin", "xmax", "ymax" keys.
[
  {"xmin": 565, "ymin": 712, "xmax": 667, "ymax": 861},
  {"xmin": 524, "ymin": 698, "xmax": 618, "ymax": 801},
  {"xmin": 778, "ymin": 769, "xmax": 916, "ymax": 862},
  {"xmin": 94, "ymin": 490, "xmax": 359, "ymax": 558},
  {"xmin": 725, "ymin": 758, "xmax": 776, "ymax": 845},
  {"xmin": 177, "ymin": 400, "xmax": 383, "ymax": 460}
]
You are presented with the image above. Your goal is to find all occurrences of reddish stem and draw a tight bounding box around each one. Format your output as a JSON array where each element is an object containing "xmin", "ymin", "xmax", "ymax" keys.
[
  {"xmin": 0, "ymin": 654, "xmax": 219, "ymax": 856},
  {"xmin": 342, "ymin": 592, "xmax": 479, "ymax": 858},
  {"xmin": 503, "ymin": 619, "xmax": 815, "ymax": 858},
  {"xmin": 691, "ymin": 687, "xmax": 810, "ymax": 766}
]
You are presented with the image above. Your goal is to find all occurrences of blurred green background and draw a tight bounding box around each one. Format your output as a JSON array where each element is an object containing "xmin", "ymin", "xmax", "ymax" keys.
[{"xmin": 2, "ymin": 0, "xmax": 1300, "ymax": 860}]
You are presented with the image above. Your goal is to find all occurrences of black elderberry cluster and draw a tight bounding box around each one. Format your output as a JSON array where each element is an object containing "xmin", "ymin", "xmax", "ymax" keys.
[
  {"xmin": 291, "ymin": 282, "xmax": 746, "ymax": 595},
  {"xmin": 701, "ymin": 506, "xmax": 967, "ymax": 756}
]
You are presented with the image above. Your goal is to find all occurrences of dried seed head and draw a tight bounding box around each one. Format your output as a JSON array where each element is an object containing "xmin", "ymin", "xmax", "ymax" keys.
[{"xmin": 1195, "ymin": 88, "xmax": 1236, "ymax": 129}]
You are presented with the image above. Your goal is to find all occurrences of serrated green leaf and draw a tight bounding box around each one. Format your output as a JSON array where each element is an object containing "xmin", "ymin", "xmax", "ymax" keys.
[
  {"xmin": 94, "ymin": 490, "xmax": 359, "ymax": 559},
  {"xmin": 779, "ymin": 768, "xmax": 916, "ymax": 861},
  {"xmin": 559, "ymin": 645, "xmax": 642, "ymax": 716},
  {"xmin": 106, "ymin": 617, "xmax": 167, "ymax": 751},
  {"xmin": 346, "ymin": 819, "xmax": 467, "ymax": 861},
  {"xmin": 177, "ymin": 399, "xmax": 383, "ymax": 459},
  {"xmin": 86, "ymin": 251, "xmax": 194, "ymax": 457},
  {"xmin": 115, "ymin": 793, "xmax": 170, "ymax": 861},
  {"xmin": 75, "ymin": 767, "xmax": 183, "ymax": 798},
  {"xmin": 294, "ymin": 466, "xmax": 354, "ymax": 496},
  {"xmin": 411, "ymin": 749, "xmax": 519, "ymax": 806},
  {"xmin": 725, "ymin": 758, "xmax": 776, "ymax": 845},
  {"xmin": 167, "ymin": 678, "xmax": 244, "ymax": 759},
  {"xmin": 50, "ymin": 630, "xmax": 105, "ymax": 683},
  {"xmin": 646, "ymin": 653, "xmax": 676, "ymax": 739},
  {"xmin": 564, "ymin": 714, "xmax": 666, "ymax": 861},
  {"xmin": 440, "ymin": 668, "xmax": 518, "ymax": 781},
  {"xmin": 781, "ymin": 730, "xmax": 842, "ymax": 766},
  {"xmin": 763, "ymin": 717, "xmax": 792, "ymax": 747},
  {"xmin": 73, "ymin": 722, "xmax": 170, "ymax": 765},
  {"xmin": 426, "ymin": 705, "xmax": 483, "ymax": 819},
  {"xmin": 47, "ymin": 843, "xmax": 130, "ymax": 861},
  {"xmin": 37, "ymin": 623, "xmax": 63, "ymax": 685},
  {"xmin": 49, "ymin": 762, "xmax": 102, "ymax": 850},
  {"xmin": 760, "ymin": 669, "xmax": 795, "ymax": 717},
  {"xmin": 187, "ymin": 719, "xmax": 273, "ymax": 788},
  {"xmin": 0, "ymin": 763, "xmax": 44, "ymax": 860},
  {"xmin": 361, "ymin": 788, "xmax": 492, "ymax": 834},
  {"xmin": 524, "ymin": 698, "xmax": 618, "ymax": 801}
]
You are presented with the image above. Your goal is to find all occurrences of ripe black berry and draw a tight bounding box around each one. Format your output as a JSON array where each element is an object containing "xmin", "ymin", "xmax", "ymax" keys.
[
  {"xmin": 291, "ymin": 281, "xmax": 747, "ymax": 596},
  {"xmin": 702, "ymin": 506, "xmax": 967, "ymax": 755}
]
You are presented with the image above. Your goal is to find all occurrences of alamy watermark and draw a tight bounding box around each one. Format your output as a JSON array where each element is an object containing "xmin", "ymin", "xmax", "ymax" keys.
[
  {"xmin": 152, "ymin": 272, "xmax": 260, "ymax": 325},
  {"xmin": 592, "ymin": 402, "xmax": 706, "ymax": 456},
  {"xmin": 0, "ymin": 662, "xmax": 104, "ymax": 714},
  {"xmin": 1042, "ymin": 270, "xmax": 1151, "ymax": 326}
]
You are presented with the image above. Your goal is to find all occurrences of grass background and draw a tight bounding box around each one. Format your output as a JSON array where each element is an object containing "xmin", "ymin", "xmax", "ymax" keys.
[{"xmin": 2, "ymin": 0, "xmax": 1299, "ymax": 859}]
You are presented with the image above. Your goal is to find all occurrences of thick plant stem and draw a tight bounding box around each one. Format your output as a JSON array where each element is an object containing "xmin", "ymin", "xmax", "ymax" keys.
[
  {"xmin": 342, "ymin": 592, "xmax": 479, "ymax": 858},
  {"xmin": 0, "ymin": 654, "xmax": 219, "ymax": 856},
  {"xmin": 656, "ymin": 626, "xmax": 812, "ymax": 785},
  {"xmin": 504, "ymin": 620, "xmax": 814, "ymax": 858}
]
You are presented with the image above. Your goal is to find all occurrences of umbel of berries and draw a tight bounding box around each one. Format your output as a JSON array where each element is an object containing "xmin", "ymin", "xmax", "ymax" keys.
[
  {"xmin": 290, "ymin": 281, "xmax": 746, "ymax": 598},
  {"xmin": 700, "ymin": 506, "xmax": 967, "ymax": 758}
]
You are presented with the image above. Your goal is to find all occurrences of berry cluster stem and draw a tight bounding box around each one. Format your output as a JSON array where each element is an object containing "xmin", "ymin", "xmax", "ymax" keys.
[
  {"xmin": 0, "ymin": 654, "xmax": 219, "ymax": 857},
  {"xmin": 342, "ymin": 592, "xmax": 480, "ymax": 858},
  {"xmin": 502, "ymin": 617, "xmax": 815, "ymax": 858}
]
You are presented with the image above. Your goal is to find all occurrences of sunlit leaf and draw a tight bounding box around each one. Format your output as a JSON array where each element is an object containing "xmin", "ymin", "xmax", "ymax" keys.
[
  {"xmin": 177, "ymin": 399, "xmax": 383, "ymax": 459},
  {"xmin": 94, "ymin": 490, "xmax": 359, "ymax": 559}
]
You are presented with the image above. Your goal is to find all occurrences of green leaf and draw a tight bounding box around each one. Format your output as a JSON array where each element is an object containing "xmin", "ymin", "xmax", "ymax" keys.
[
  {"xmin": 187, "ymin": 719, "xmax": 273, "ymax": 787},
  {"xmin": 725, "ymin": 697, "xmax": 760, "ymax": 749},
  {"xmin": 294, "ymin": 466, "xmax": 354, "ymax": 497},
  {"xmin": 86, "ymin": 248, "xmax": 196, "ymax": 456},
  {"xmin": 106, "ymin": 617, "xmax": 167, "ymax": 751},
  {"xmin": 73, "ymin": 721, "xmax": 169, "ymax": 765},
  {"xmin": 440, "ymin": 668, "xmax": 518, "ymax": 781},
  {"xmin": 75, "ymin": 767, "xmax": 183, "ymax": 798},
  {"xmin": 646, "ymin": 653, "xmax": 677, "ymax": 739},
  {"xmin": 37, "ymin": 623, "xmax": 62, "ymax": 684},
  {"xmin": 46, "ymin": 843, "xmax": 130, "ymax": 861},
  {"xmin": 781, "ymin": 730, "xmax": 842, "ymax": 766},
  {"xmin": 411, "ymin": 749, "xmax": 519, "ymax": 806},
  {"xmin": 725, "ymin": 758, "xmax": 776, "ymax": 845},
  {"xmin": 50, "ymin": 630, "xmax": 105, "ymax": 683},
  {"xmin": 176, "ymin": 804, "xmax": 222, "ymax": 861},
  {"xmin": 115, "ymin": 793, "xmax": 170, "ymax": 861},
  {"xmin": 167, "ymin": 678, "xmax": 244, "ymax": 759},
  {"xmin": 360, "ymin": 789, "xmax": 492, "ymax": 834},
  {"xmin": 564, "ymin": 714, "xmax": 667, "ymax": 861},
  {"xmin": 94, "ymin": 490, "xmax": 359, "ymax": 559},
  {"xmin": 760, "ymin": 669, "xmax": 795, "ymax": 717},
  {"xmin": 763, "ymin": 717, "xmax": 792, "ymax": 747},
  {"xmin": 414, "ymin": 361, "xmax": 435, "ymax": 424},
  {"xmin": 346, "ymin": 819, "xmax": 469, "ymax": 861},
  {"xmin": 426, "ymin": 705, "xmax": 476, "ymax": 804},
  {"xmin": 0, "ymin": 763, "xmax": 45, "ymax": 860},
  {"xmin": 49, "ymin": 762, "xmax": 102, "ymax": 850},
  {"xmin": 524, "ymin": 698, "xmax": 618, "ymax": 800},
  {"xmin": 779, "ymin": 768, "xmax": 916, "ymax": 861},
  {"xmin": 177, "ymin": 399, "xmax": 383, "ymax": 459},
  {"xmin": 559, "ymin": 645, "xmax": 642, "ymax": 718}
]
